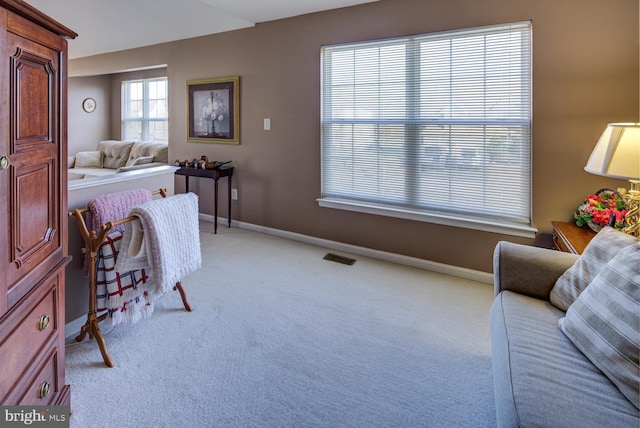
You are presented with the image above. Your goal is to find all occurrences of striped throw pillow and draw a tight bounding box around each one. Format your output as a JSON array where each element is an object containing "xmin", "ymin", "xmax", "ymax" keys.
[
  {"xmin": 550, "ymin": 227, "xmax": 638, "ymax": 311},
  {"xmin": 558, "ymin": 242, "xmax": 640, "ymax": 409}
]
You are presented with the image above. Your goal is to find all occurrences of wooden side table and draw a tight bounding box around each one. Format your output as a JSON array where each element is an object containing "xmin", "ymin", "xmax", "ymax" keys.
[
  {"xmin": 551, "ymin": 221, "xmax": 596, "ymax": 255},
  {"xmin": 175, "ymin": 167, "xmax": 234, "ymax": 233}
]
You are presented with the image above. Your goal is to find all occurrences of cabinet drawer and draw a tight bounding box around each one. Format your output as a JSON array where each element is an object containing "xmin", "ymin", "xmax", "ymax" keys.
[
  {"xmin": 552, "ymin": 234, "xmax": 570, "ymax": 253},
  {"xmin": 0, "ymin": 284, "xmax": 58, "ymax": 399},
  {"xmin": 16, "ymin": 347, "xmax": 60, "ymax": 405}
]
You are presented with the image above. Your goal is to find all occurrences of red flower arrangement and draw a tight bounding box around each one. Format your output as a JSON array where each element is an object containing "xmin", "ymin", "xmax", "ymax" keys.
[{"xmin": 574, "ymin": 188, "xmax": 628, "ymax": 232}]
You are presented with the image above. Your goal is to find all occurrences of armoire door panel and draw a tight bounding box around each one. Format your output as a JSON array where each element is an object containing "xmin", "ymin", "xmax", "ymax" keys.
[
  {"xmin": 9, "ymin": 159, "xmax": 57, "ymax": 269},
  {"xmin": 15, "ymin": 51, "xmax": 53, "ymax": 144},
  {"xmin": 5, "ymin": 159, "xmax": 59, "ymax": 299},
  {"xmin": 0, "ymin": 26, "xmax": 61, "ymax": 298},
  {"xmin": 8, "ymin": 35, "xmax": 57, "ymax": 153}
]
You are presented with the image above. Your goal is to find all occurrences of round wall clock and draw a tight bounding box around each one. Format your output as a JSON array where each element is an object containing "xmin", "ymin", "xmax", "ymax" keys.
[{"xmin": 82, "ymin": 97, "xmax": 96, "ymax": 113}]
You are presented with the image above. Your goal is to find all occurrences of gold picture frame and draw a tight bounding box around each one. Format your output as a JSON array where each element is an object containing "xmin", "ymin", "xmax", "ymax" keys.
[{"xmin": 187, "ymin": 76, "xmax": 239, "ymax": 144}]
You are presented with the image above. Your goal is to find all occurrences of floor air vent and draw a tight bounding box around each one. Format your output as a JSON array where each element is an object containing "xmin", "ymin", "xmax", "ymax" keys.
[{"xmin": 323, "ymin": 253, "xmax": 356, "ymax": 265}]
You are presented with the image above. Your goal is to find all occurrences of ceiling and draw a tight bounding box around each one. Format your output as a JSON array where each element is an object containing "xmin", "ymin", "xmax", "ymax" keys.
[{"xmin": 24, "ymin": 0, "xmax": 379, "ymax": 59}]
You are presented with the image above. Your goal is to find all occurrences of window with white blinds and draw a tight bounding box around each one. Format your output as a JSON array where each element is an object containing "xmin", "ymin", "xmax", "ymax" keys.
[
  {"xmin": 122, "ymin": 77, "xmax": 168, "ymax": 142},
  {"xmin": 320, "ymin": 22, "xmax": 533, "ymax": 235}
]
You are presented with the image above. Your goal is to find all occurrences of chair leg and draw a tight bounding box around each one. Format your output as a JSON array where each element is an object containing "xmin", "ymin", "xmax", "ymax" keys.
[{"xmin": 173, "ymin": 282, "xmax": 192, "ymax": 312}]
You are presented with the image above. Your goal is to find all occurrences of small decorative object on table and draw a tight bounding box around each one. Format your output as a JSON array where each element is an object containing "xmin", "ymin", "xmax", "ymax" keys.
[
  {"xmin": 574, "ymin": 188, "xmax": 628, "ymax": 232},
  {"xmin": 174, "ymin": 158, "xmax": 231, "ymax": 169},
  {"xmin": 206, "ymin": 160, "xmax": 231, "ymax": 170}
]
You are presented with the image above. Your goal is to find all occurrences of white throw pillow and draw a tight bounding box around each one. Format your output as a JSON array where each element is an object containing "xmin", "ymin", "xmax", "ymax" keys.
[
  {"xmin": 131, "ymin": 155, "xmax": 154, "ymax": 165},
  {"xmin": 550, "ymin": 227, "xmax": 638, "ymax": 311},
  {"xmin": 558, "ymin": 242, "xmax": 640, "ymax": 409},
  {"xmin": 74, "ymin": 151, "xmax": 102, "ymax": 168}
]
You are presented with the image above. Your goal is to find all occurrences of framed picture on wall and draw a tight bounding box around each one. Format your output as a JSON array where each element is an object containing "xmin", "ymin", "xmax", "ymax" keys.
[{"xmin": 187, "ymin": 76, "xmax": 240, "ymax": 144}]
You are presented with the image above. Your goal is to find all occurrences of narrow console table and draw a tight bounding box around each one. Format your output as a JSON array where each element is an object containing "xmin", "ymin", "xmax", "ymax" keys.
[{"xmin": 175, "ymin": 167, "xmax": 234, "ymax": 233}]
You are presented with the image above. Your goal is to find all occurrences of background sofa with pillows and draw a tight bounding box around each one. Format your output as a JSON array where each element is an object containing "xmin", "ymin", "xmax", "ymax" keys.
[
  {"xmin": 490, "ymin": 227, "xmax": 639, "ymax": 427},
  {"xmin": 68, "ymin": 140, "xmax": 169, "ymax": 179}
]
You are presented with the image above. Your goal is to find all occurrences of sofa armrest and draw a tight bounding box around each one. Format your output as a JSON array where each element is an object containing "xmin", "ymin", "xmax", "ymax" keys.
[{"xmin": 493, "ymin": 241, "xmax": 578, "ymax": 300}]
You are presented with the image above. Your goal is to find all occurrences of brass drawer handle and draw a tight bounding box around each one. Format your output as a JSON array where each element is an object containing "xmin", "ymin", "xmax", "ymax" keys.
[
  {"xmin": 38, "ymin": 315, "xmax": 51, "ymax": 331},
  {"xmin": 39, "ymin": 381, "xmax": 51, "ymax": 399}
]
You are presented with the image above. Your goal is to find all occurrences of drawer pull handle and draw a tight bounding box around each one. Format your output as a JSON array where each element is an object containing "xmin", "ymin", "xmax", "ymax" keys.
[
  {"xmin": 39, "ymin": 381, "xmax": 51, "ymax": 399},
  {"xmin": 0, "ymin": 156, "xmax": 9, "ymax": 170},
  {"xmin": 38, "ymin": 315, "xmax": 50, "ymax": 331}
]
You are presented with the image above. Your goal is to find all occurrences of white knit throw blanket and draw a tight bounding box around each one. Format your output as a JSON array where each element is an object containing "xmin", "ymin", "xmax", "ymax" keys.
[{"xmin": 115, "ymin": 193, "xmax": 201, "ymax": 297}]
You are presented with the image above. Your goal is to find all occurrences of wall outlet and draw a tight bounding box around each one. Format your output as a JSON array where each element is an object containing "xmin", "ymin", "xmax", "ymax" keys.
[{"xmin": 231, "ymin": 188, "xmax": 238, "ymax": 200}]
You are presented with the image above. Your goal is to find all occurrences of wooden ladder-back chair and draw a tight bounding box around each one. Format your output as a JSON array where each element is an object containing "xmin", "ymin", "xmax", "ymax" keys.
[{"xmin": 69, "ymin": 188, "xmax": 192, "ymax": 367}]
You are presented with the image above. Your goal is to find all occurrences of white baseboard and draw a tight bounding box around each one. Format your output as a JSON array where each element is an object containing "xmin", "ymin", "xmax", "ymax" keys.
[
  {"xmin": 199, "ymin": 213, "xmax": 494, "ymax": 284},
  {"xmin": 65, "ymin": 315, "xmax": 87, "ymax": 340}
]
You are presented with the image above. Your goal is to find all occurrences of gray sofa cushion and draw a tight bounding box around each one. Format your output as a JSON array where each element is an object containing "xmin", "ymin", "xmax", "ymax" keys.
[
  {"xmin": 126, "ymin": 141, "xmax": 168, "ymax": 165},
  {"xmin": 97, "ymin": 140, "xmax": 135, "ymax": 169},
  {"xmin": 490, "ymin": 290, "xmax": 639, "ymax": 428}
]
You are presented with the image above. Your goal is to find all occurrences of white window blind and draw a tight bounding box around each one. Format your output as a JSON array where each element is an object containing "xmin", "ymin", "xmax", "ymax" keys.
[
  {"xmin": 122, "ymin": 77, "xmax": 168, "ymax": 141},
  {"xmin": 320, "ymin": 22, "xmax": 532, "ymax": 230}
]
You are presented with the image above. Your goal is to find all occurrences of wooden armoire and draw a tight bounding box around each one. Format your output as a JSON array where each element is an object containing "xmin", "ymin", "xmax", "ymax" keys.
[{"xmin": 0, "ymin": 0, "xmax": 76, "ymax": 405}]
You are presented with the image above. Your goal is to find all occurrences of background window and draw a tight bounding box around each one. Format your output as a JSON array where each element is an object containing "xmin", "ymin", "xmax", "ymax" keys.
[
  {"xmin": 122, "ymin": 77, "xmax": 168, "ymax": 141},
  {"xmin": 320, "ymin": 22, "xmax": 532, "ymax": 229}
]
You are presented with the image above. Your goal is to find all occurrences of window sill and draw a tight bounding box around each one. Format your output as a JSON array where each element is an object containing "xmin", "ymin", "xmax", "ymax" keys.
[{"xmin": 317, "ymin": 197, "xmax": 538, "ymax": 239}]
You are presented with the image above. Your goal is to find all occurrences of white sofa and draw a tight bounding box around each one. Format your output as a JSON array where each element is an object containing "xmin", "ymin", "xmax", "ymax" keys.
[{"xmin": 68, "ymin": 140, "xmax": 169, "ymax": 179}]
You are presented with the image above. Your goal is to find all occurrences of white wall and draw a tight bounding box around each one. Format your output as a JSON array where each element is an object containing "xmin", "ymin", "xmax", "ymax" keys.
[{"xmin": 68, "ymin": 75, "xmax": 111, "ymax": 153}]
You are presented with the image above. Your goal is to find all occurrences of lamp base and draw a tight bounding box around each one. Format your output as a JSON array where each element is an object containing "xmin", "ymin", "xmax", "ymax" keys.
[{"xmin": 622, "ymin": 179, "xmax": 639, "ymax": 237}]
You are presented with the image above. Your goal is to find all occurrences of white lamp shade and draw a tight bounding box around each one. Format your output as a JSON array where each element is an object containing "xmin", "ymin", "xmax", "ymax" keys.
[{"xmin": 585, "ymin": 123, "xmax": 640, "ymax": 180}]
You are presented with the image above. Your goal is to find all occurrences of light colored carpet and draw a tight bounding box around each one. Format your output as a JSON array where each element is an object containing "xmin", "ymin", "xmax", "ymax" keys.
[{"xmin": 65, "ymin": 222, "xmax": 496, "ymax": 427}]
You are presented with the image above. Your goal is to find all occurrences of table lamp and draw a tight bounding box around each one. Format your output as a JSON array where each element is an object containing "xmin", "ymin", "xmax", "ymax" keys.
[{"xmin": 584, "ymin": 123, "xmax": 640, "ymax": 237}]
